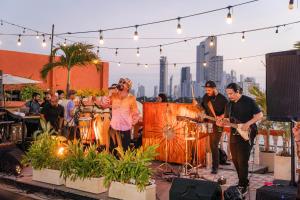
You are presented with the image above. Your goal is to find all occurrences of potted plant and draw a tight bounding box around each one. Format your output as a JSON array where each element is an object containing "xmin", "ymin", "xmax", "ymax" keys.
[
  {"xmin": 104, "ymin": 145, "xmax": 158, "ymax": 200},
  {"xmin": 22, "ymin": 120, "xmax": 66, "ymax": 185},
  {"xmin": 60, "ymin": 141, "xmax": 108, "ymax": 194}
]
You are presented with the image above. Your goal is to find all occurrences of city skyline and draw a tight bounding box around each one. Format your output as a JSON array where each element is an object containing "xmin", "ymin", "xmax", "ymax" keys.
[{"xmin": 1, "ymin": 1, "xmax": 299, "ymax": 96}]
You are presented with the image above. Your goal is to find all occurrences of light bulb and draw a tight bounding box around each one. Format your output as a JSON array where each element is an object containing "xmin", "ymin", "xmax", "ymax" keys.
[
  {"xmin": 239, "ymin": 58, "xmax": 242, "ymax": 63},
  {"xmin": 36, "ymin": 32, "xmax": 40, "ymax": 39},
  {"xmin": 209, "ymin": 36, "xmax": 214, "ymax": 47},
  {"xmin": 159, "ymin": 45, "xmax": 162, "ymax": 54},
  {"xmin": 275, "ymin": 26, "xmax": 279, "ymax": 34},
  {"xmin": 226, "ymin": 7, "xmax": 233, "ymax": 24},
  {"xmin": 203, "ymin": 61, "xmax": 207, "ymax": 67},
  {"xmin": 23, "ymin": 28, "xmax": 26, "ymax": 34},
  {"xmin": 115, "ymin": 48, "xmax": 118, "ymax": 56},
  {"xmin": 133, "ymin": 25, "xmax": 139, "ymax": 41},
  {"xmin": 144, "ymin": 64, "xmax": 148, "ymax": 68},
  {"xmin": 96, "ymin": 47, "xmax": 99, "ymax": 55},
  {"xmin": 241, "ymin": 32, "xmax": 245, "ymax": 42},
  {"xmin": 42, "ymin": 35, "xmax": 46, "ymax": 47},
  {"xmin": 118, "ymin": 62, "xmax": 121, "ymax": 66},
  {"xmin": 176, "ymin": 18, "xmax": 182, "ymax": 34},
  {"xmin": 289, "ymin": 0, "xmax": 294, "ymax": 9},
  {"xmin": 174, "ymin": 63, "xmax": 177, "ymax": 68},
  {"xmin": 99, "ymin": 30, "xmax": 104, "ymax": 45},
  {"xmin": 136, "ymin": 48, "xmax": 140, "ymax": 57},
  {"xmin": 17, "ymin": 35, "xmax": 21, "ymax": 46},
  {"xmin": 0, "ymin": 20, "xmax": 3, "ymax": 26},
  {"xmin": 63, "ymin": 38, "xmax": 67, "ymax": 46}
]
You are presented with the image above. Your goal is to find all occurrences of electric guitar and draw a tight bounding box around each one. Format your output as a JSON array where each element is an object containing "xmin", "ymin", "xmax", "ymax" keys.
[{"xmin": 176, "ymin": 114, "xmax": 251, "ymax": 141}]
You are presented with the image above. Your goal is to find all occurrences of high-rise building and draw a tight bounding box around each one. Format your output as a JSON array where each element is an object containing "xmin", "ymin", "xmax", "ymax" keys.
[
  {"xmin": 180, "ymin": 67, "xmax": 192, "ymax": 97},
  {"xmin": 208, "ymin": 56, "xmax": 223, "ymax": 87},
  {"xmin": 230, "ymin": 70, "xmax": 237, "ymax": 83},
  {"xmin": 173, "ymin": 85, "xmax": 180, "ymax": 99},
  {"xmin": 159, "ymin": 56, "xmax": 168, "ymax": 94},
  {"xmin": 169, "ymin": 75, "xmax": 173, "ymax": 97},
  {"xmin": 242, "ymin": 77, "xmax": 259, "ymax": 97},
  {"xmin": 137, "ymin": 85, "xmax": 145, "ymax": 97},
  {"xmin": 153, "ymin": 86, "xmax": 158, "ymax": 97}
]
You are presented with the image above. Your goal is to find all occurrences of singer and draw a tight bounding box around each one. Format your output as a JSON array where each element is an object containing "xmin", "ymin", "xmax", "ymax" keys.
[{"xmin": 100, "ymin": 78, "xmax": 140, "ymax": 150}]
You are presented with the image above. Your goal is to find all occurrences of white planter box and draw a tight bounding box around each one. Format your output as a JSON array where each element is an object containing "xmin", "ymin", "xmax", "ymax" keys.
[
  {"xmin": 259, "ymin": 151, "xmax": 275, "ymax": 172},
  {"xmin": 109, "ymin": 181, "xmax": 156, "ymax": 200},
  {"xmin": 66, "ymin": 177, "xmax": 107, "ymax": 194},
  {"xmin": 274, "ymin": 155, "xmax": 298, "ymax": 181},
  {"xmin": 32, "ymin": 169, "xmax": 65, "ymax": 185}
]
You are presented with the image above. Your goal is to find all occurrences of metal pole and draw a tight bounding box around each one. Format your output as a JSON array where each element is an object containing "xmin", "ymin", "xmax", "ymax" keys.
[
  {"xmin": 290, "ymin": 120, "xmax": 297, "ymax": 186},
  {"xmin": 49, "ymin": 24, "xmax": 55, "ymax": 92}
]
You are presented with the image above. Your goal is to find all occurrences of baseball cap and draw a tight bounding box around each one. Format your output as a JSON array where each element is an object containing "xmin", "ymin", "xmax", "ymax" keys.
[{"xmin": 203, "ymin": 80, "xmax": 216, "ymax": 88}]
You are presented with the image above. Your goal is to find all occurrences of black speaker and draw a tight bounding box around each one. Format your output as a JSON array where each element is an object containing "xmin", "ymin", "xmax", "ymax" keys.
[
  {"xmin": 266, "ymin": 50, "xmax": 300, "ymax": 121},
  {"xmin": 0, "ymin": 143, "xmax": 24, "ymax": 175},
  {"xmin": 169, "ymin": 178, "xmax": 222, "ymax": 200}
]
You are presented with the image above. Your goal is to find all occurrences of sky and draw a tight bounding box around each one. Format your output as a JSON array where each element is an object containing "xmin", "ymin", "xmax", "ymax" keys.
[{"xmin": 1, "ymin": 0, "xmax": 300, "ymax": 96}]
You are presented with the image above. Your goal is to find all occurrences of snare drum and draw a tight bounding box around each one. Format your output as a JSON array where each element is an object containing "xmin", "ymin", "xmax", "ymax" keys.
[{"xmin": 78, "ymin": 116, "xmax": 92, "ymax": 144}]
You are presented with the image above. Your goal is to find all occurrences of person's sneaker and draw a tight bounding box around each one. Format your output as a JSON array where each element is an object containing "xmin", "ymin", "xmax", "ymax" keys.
[
  {"xmin": 211, "ymin": 168, "xmax": 218, "ymax": 174},
  {"xmin": 237, "ymin": 186, "xmax": 248, "ymax": 198}
]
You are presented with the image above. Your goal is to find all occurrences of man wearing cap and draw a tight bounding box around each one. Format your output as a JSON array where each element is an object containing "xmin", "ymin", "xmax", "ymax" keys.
[
  {"xmin": 200, "ymin": 80, "xmax": 228, "ymax": 174},
  {"xmin": 101, "ymin": 78, "xmax": 139, "ymax": 151}
]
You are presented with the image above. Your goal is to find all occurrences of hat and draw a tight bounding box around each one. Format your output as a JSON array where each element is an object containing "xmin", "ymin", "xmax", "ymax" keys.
[
  {"xmin": 203, "ymin": 80, "xmax": 216, "ymax": 88},
  {"xmin": 119, "ymin": 78, "xmax": 133, "ymax": 89}
]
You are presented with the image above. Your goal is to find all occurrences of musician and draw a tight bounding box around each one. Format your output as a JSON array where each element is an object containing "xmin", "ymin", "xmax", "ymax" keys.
[
  {"xmin": 217, "ymin": 83, "xmax": 263, "ymax": 197},
  {"xmin": 101, "ymin": 78, "xmax": 139, "ymax": 150},
  {"xmin": 198, "ymin": 80, "xmax": 228, "ymax": 174}
]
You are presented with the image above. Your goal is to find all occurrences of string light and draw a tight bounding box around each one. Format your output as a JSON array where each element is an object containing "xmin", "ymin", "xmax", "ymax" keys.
[
  {"xmin": 22, "ymin": 28, "xmax": 26, "ymax": 34},
  {"xmin": 96, "ymin": 47, "xmax": 100, "ymax": 55},
  {"xmin": 275, "ymin": 26, "xmax": 279, "ymax": 34},
  {"xmin": 289, "ymin": 0, "xmax": 294, "ymax": 9},
  {"xmin": 136, "ymin": 48, "xmax": 140, "ymax": 57},
  {"xmin": 226, "ymin": 6, "xmax": 233, "ymax": 24},
  {"xmin": 241, "ymin": 32, "xmax": 245, "ymax": 42},
  {"xmin": 118, "ymin": 62, "xmax": 121, "ymax": 66},
  {"xmin": 239, "ymin": 58, "xmax": 243, "ymax": 63},
  {"xmin": 176, "ymin": 17, "xmax": 182, "ymax": 34},
  {"xmin": 0, "ymin": 20, "xmax": 3, "ymax": 26},
  {"xmin": 144, "ymin": 64, "xmax": 148, "ymax": 68},
  {"xmin": 99, "ymin": 30, "xmax": 104, "ymax": 45},
  {"xmin": 133, "ymin": 25, "xmax": 139, "ymax": 41},
  {"xmin": 42, "ymin": 34, "xmax": 46, "ymax": 47},
  {"xmin": 17, "ymin": 35, "xmax": 21, "ymax": 46},
  {"xmin": 159, "ymin": 45, "xmax": 162, "ymax": 54},
  {"xmin": 115, "ymin": 48, "xmax": 118, "ymax": 56},
  {"xmin": 63, "ymin": 38, "xmax": 67, "ymax": 46},
  {"xmin": 36, "ymin": 32, "xmax": 39, "ymax": 39},
  {"xmin": 203, "ymin": 61, "xmax": 207, "ymax": 66},
  {"xmin": 209, "ymin": 36, "xmax": 214, "ymax": 47},
  {"xmin": 174, "ymin": 63, "xmax": 177, "ymax": 67}
]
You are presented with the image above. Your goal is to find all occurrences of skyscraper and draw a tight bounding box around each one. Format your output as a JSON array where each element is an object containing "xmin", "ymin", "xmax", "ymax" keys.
[
  {"xmin": 137, "ymin": 84, "xmax": 145, "ymax": 97},
  {"xmin": 159, "ymin": 56, "xmax": 168, "ymax": 94},
  {"xmin": 169, "ymin": 75, "xmax": 173, "ymax": 97},
  {"xmin": 153, "ymin": 86, "xmax": 158, "ymax": 97},
  {"xmin": 180, "ymin": 67, "xmax": 192, "ymax": 97}
]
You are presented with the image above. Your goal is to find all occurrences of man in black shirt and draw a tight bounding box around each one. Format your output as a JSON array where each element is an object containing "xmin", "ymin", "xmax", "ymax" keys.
[
  {"xmin": 200, "ymin": 80, "xmax": 228, "ymax": 174},
  {"xmin": 217, "ymin": 83, "xmax": 263, "ymax": 197},
  {"xmin": 41, "ymin": 96, "xmax": 64, "ymax": 132}
]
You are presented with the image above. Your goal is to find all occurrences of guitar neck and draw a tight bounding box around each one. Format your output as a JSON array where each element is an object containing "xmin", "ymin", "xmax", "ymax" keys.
[{"xmin": 202, "ymin": 114, "xmax": 238, "ymax": 129}]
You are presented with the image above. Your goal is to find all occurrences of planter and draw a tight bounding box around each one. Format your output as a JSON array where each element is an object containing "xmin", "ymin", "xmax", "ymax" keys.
[
  {"xmin": 32, "ymin": 169, "xmax": 65, "ymax": 185},
  {"xmin": 259, "ymin": 151, "xmax": 275, "ymax": 172},
  {"xmin": 274, "ymin": 155, "xmax": 297, "ymax": 181},
  {"xmin": 109, "ymin": 181, "xmax": 156, "ymax": 200},
  {"xmin": 66, "ymin": 177, "xmax": 107, "ymax": 194}
]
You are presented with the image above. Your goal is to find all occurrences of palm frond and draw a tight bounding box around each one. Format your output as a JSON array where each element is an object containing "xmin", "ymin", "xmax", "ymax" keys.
[{"xmin": 40, "ymin": 61, "xmax": 65, "ymax": 79}]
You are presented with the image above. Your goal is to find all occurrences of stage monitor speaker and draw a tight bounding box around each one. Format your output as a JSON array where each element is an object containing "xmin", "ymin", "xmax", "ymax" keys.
[
  {"xmin": 266, "ymin": 50, "xmax": 300, "ymax": 121},
  {"xmin": 169, "ymin": 177, "xmax": 222, "ymax": 200},
  {"xmin": 0, "ymin": 143, "xmax": 24, "ymax": 175}
]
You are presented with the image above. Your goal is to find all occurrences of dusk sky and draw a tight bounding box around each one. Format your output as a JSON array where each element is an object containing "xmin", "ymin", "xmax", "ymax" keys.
[{"xmin": 1, "ymin": 0, "xmax": 300, "ymax": 96}]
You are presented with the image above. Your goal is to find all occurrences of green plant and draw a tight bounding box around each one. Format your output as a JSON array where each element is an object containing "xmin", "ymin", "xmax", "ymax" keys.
[
  {"xmin": 103, "ymin": 145, "xmax": 158, "ymax": 191},
  {"xmin": 60, "ymin": 141, "xmax": 107, "ymax": 181},
  {"xmin": 21, "ymin": 120, "xmax": 66, "ymax": 170},
  {"xmin": 277, "ymin": 122, "xmax": 291, "ymax": 156},
  {"xmin": 41, "ymin": 42, "xmax": 102, "ymax": 94},
  {"xmin": 20, "ymin": 85, "xmax": 44, "ymax": 101}
]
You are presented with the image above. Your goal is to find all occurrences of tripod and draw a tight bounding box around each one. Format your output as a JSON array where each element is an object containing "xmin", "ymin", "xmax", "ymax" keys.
[
  {"xmin": 157, "ymin": 125, "xmax": 174, "ymax": 173},
  {"xmin": 181, "ymin": 123, "xmax": 194, "ymax": 176}
]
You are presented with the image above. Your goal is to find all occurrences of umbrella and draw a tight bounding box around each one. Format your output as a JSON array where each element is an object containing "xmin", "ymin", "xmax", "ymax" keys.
[{"xmin": 2, "ymin": 74, "xmax": 41, "ymax": 85}]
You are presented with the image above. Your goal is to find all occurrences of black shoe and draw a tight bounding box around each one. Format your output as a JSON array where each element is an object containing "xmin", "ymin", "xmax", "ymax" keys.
[
  {"xmin": 211, "ymin": 169, "xmax": 218, "ymax": 174},
  {"xmin": 237, "ymin": 186, "xmax": 248, "ymax": 198}
]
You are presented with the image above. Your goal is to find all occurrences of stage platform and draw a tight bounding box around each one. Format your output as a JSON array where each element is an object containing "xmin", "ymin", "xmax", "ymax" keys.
[{"xmin": 0, "ymin": 161, "xmax": 274, "ymax": 200}]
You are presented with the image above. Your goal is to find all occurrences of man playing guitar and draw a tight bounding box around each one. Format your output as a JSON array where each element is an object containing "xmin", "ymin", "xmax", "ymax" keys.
[
  {"xmin": 194, "ymin": 80, "xmax": 228, "ymax": 174},
  {"xmin": 217, "ymin": 83, "xmax": 263, "ymax": 197}
]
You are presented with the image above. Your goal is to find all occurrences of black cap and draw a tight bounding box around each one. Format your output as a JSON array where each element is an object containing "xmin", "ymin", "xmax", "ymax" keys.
[{"xmin": 203, "ymin": 80, "xmax": 216, "ymax": 88}]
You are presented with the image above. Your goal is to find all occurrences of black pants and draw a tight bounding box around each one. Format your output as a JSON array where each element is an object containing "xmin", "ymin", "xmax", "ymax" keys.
[
  {"xmin": 230, "ymin": 139, "xmax": 251, "ymax": 187},
  {"xmin": 209, "ymin": 125, "xmax": 222, "ymax": 170},
  {"xmin": 111, "ymin": 129, "xmax": 131, "ymax": 151}
]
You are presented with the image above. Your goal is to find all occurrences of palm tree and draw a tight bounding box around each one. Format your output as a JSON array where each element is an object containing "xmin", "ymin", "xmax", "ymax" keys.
[{"xmin": 41, "ymin": 42, "xmax": 101, "ymax": 94}]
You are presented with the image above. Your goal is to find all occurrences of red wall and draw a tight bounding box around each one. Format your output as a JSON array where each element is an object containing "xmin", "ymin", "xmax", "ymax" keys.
[{"xmin": 0, "ymin": 50, "xmax": 109, "ymax": 91}]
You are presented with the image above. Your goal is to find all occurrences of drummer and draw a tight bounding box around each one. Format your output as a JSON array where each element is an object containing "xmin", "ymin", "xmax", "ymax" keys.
[{"xmin": 100, "ymin": 78, "xmax": 139, "ymax": 151}]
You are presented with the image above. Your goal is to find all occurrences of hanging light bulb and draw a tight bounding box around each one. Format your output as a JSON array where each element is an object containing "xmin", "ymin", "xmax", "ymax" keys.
[
  {"xmin": 63, "ymin": 38, "xmax": 67, "ymax": 46},
  {"xmin": 99, "ymin": 30, "xmax": 104, "ymax": 45},
  {"xmin": 174, "ymin": 63, "xmax": 177, "ymax": 68},
  {"xmin": 115, "ymin": 48, "xmax": 118, "ymax": 56},
  {"xmin": 36, "ymin": 32, "xmax": 40, "ymax": 39},
  {"xmin": 289, "ymin": 0, "xmax": 294, "ymax": 9},
  {"xmin": 275, "ymin": 26, "xmax": 279, "ymax": 34},
  {"xmin": 226, "ymin": 6, "xmax": 233, "ymax": 24},
  {"xmin": 209, "ymin": 36, "xmax": 214, "ymax": 47},
  {"xmin": 118, "ymin": 62, "xmax": 121, "ymax": 66},
  {"xmin": 144, "ymin": 64, "xmax": 148, "ymax": 68},
  {"xmin": 136, "ymin": 48, "xmax": 140, "ymax": 57},
  {"xmin": 239, "ymin": 58, "xmax": 243, "ymax": 63},
  {"xmin": 17, "ymin": 35, "xmax": 21, "ymax": 46},
  {"xmin": 203, "ymin": 61, "xmax": 207, "ymax": 67},
  {"xmin": 137, "ymin": 63, "xmax": 140, "ymax": 67},
  {"xmin": 23, "ymin": 28, "xmax": 26, "ymax": 34},
  {"xmin": 42, "ymin": 34, "xmax": 47, "ymax": 48},
  {"xmin": 0, "ymin": 20, "xmax": 3, "ymax": 26},
  {"xmin": 176, "ymin": 17, "xmax": 182, "ymax": 34},
  {"xmin": 96, "ymin": 47, "xmax": 100, "ymax": 55},
  {"xmin": 241, "ymin": 32, "xmax": 245, "ymax": 42},
  {"xmin": 159, "ymin": 45, "xmax": 162, "ymax": 54},
  {"xmin": 133, "ymin": 25, "xmax": 139, "ymax": 41}
]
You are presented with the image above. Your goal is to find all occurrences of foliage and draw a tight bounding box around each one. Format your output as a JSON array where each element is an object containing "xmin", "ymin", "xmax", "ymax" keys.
[
  {"xmin": 60, "ymin": 141, "xmax": 107, "ymax": 181},
  {"xmin": 40, "ymin": 42, "xmax": 101, "ymax": 94},
  {"xmin": 20, "ymin": 85, "xmax": 44, "ymax": 101},
  {"xmin": 21, "ymin": 120, "xmax": 66, "ymax": 170},
  {"xmin": 103, "ymin": 145, "xmax": 158, "ymax": 191},
  {"xmin": 76, "ymin": 89, "xmax": 108, "ymax": 97}
]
